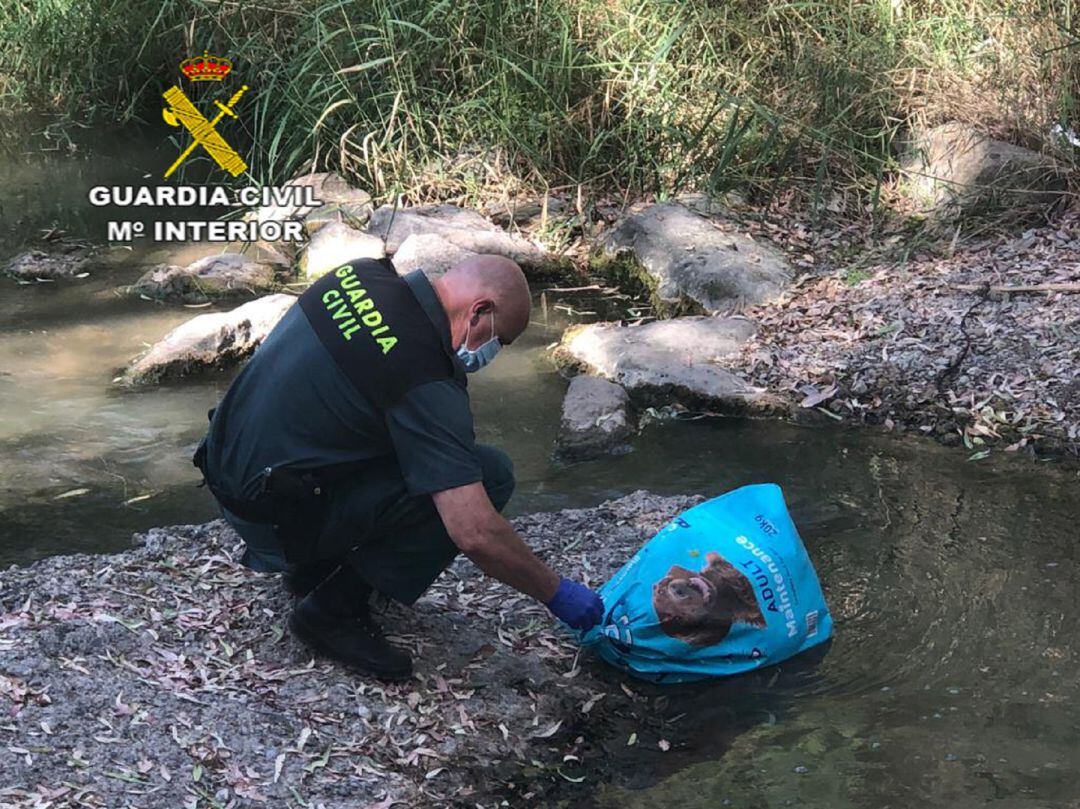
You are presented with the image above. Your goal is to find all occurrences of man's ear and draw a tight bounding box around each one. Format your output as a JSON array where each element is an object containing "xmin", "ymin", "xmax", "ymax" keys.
[{"xmin": 470, "ymin": 299, "xmax": 495, "ymax": 324}]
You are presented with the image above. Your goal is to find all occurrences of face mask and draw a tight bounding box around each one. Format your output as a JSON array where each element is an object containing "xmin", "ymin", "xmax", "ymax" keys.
[{"xmin": 456, "ymin": 309, "xmax": 501, "ymax": 373}]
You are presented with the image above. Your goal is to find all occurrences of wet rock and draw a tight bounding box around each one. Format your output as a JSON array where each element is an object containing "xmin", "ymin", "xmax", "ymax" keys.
[
  {"xmin": 248, "ymin": 172, "xmax": 373, "ymax": 267},
  {"xmin": 601, "ymin": 203, "xmax": 793, "ymax": 315},
  {"xmin": 298, "ymin": 221, "xmax": 385, "ymax": 280},
  {"xmin": 556, "ymin": 375, "xmax": 634, "ymax": 461},
  {"xmin": 302, "ymin": 201, "xmax": 374, "ymax": 236},
  {"xmin": 939, "ymin": 432, "xmax": 961, "ymax": 447},
  {"xmin": 122, "ymin": 252, "xmax": 280, "ymax": 303},
  {"xmin": 558, "ymin": 316, "xmax": 782, "ymax": 414},
  {"xmin": 391, "ymin": 233, "xmax": 477, "ymax": 278},
  {"xmin": 367, "ymin": 204, "xmax": 554, "ymax": 272},
  {"xmin": 900, "ymin": 122, "xmax": 1066, "ymax": 222},
  {"xmin": 485, "ymin": 196, "xmax": 567, "ymax": 227},
  {"xmin": 121, "ymin": 293, "xmax": 296, "ymax": 385},
  {"xmin": 3, "ymin": 244, "xmax": 94, "ymax": 281},
  {"xmin": 251, "ymin": 171, "xmax": 373, "ymax": 226}
]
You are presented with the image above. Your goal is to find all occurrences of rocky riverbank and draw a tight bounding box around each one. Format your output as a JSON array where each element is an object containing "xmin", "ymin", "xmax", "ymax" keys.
[
  {"xmin": 0, "ymin": 492, "xmax": 703, "ymax": 808},
  {"xmin": 6, "ymin": 152, "xmax": 1075, "ymax": 460},
  {"xmin": 558, "ymin": 202, "xmax": 1080, "ymax": 462}
]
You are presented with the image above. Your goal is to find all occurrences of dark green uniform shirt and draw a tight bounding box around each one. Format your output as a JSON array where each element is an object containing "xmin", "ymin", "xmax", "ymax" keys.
[{"xmin": 204, "ymin": 269, "xmax": 483, "ymax": 501}]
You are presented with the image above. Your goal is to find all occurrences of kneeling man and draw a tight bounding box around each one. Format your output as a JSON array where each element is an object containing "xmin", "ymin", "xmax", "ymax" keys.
[{"xmin": 194, "ymin": 254, "xmax": 603, "ymax": 680}]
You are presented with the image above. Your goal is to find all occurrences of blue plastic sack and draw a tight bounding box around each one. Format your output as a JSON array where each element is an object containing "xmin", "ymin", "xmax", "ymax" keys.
[{"xmin": 580, "ymin": 484, "xmax": 833, "ymax": 683}]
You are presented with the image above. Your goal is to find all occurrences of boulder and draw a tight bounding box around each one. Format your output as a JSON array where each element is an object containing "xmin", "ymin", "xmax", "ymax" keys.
[
  {"xmin": 366, "ymin": 204, "xmax": 551, "ymax": 271},
  {"xmin": 557, "ymin": 316, "xmax": 781, "ymax": 414},
  {"xmin": 121, "ymin": 294, "xmax": 296, "ymax": 385},
  {"xmin": 249, "ymin": 172, "xmax": 373, "ymax": 226},
  {"xmin": 302, "ymin": 202, "xmax": 375, "ymax": 237},
  {"xmin": 485, "ymin": 196, "xmax": 567, "ymax": 227},
  {"xmin": 298, "ymin": 221, "xmax": 385, "ymax": 280},
  {"xmin": 900, "ymin": 122, "xmax": 1066, "ymax": 222},
  {"xmin": 673, "ymin": 190, "xmax": 748, "ymax": 217},
  {"xmin": 122, "ymin": 253, "xmax": 279, "ymax": 303},
  {"xmin": 600, "ymin": 203, "xmax": 792, "ymax": 316},
  {"xmin": 4, "ymin": 246, "xmax": 94, "ymax": 281},
  {"xmin": 247, "ymin": 172, "xmax": 373, "ymax": 267},
  {"xmin": 391, "ymin": 234, "xmax": 478, "ymax": 278},
  {"xmin": 556, "ymin": 375, "xmax": 635, "ymax": 461}
]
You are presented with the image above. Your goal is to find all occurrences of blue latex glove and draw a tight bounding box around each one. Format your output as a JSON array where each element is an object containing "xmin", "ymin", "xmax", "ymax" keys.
[{"xmin": 546, "ymin": 577, "xmax": 604, "ymax": 631}]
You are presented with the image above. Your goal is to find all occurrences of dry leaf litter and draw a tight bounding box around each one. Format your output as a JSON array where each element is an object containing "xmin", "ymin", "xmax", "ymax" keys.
[{"xmin": 0, "ymin": 492, "xmax": 699, "ymax": 808}]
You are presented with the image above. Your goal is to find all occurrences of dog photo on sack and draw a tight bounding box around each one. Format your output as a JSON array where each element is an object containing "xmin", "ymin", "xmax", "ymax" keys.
[{"xmin": 580, "ymin": 484, "xmax": 833, "ymax": 683}]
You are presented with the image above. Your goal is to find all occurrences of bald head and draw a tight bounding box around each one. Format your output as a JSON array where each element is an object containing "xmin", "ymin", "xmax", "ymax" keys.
[{"xmin": 431, "ymin": 254, "xmax": 531, "ymax": 351}]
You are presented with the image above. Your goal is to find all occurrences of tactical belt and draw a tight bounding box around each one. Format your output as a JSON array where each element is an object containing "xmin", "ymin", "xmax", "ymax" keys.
[
  {"xmin": 194, "ymin": 428, "xmax": 365, "ymax": 524},
  {"xmin": 193, "ymin": 409, "xmax": 368, "ymax": 565}
]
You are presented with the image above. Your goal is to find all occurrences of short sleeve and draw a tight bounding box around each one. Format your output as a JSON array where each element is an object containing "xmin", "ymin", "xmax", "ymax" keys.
[{"xmin": 384, "ymin": 379, "xmax": 483, "ymax": 496}]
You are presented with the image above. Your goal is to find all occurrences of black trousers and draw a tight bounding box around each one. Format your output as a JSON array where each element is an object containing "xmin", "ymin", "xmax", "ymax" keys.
[{"xmin": 220, "ymin": 444, "xmax": 515, "ymax": 605}]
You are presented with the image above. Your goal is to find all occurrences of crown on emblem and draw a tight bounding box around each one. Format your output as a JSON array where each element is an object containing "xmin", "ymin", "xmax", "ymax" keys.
[{"xmin": 180, "ymin": 51, "xmax": 232, "ymax": 82}]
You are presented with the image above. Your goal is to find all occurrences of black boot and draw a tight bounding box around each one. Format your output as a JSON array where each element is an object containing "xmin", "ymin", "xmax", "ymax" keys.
[
  {"xmin": 288, "ymin": 565, "xmax": 413, "ymax": 681},
  {"xmin": 282, "ymin": 559, "xmax": 341, "ymax": 598}
]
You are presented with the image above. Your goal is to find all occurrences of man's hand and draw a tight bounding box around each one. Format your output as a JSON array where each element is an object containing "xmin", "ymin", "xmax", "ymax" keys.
[{"xmin": 545, "ymin": 577, "xmax": 604, "ymax": 631}]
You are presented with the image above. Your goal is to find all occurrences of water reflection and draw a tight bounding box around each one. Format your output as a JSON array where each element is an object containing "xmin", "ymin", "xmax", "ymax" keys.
[{"xmin": 593, "ymin": 435, "xmax": 1079, "ymax": 808}]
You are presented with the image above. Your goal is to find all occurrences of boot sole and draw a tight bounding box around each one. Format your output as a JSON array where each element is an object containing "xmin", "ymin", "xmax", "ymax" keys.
[{"xmin": 289, "ymin": 607, "xmax": 413, "ymax": 682}]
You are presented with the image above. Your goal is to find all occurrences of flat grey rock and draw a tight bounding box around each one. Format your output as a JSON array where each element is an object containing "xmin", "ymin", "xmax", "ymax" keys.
[
  {"xmin": 4, "ymin": 247, "xmax": 93, "ymax": 281},
  {"xmin": 485, "ymin": 196, "xmax": 566, "ymax": 226},
  {"xmin": 123, "ymin": 252, "xmax": 279, "ymax": 303},
  {"xmin": 672, "ymin": 191, "xmax": 747, "ymax": 216},
  {"xmin": 250, "ymin": 171, "xmax": 373, "ymax": 226},
  {"xmin": 121, "ymin": 294, "xmax": 296, "ymax": 385},
  {"xmin": 298, "ymin": 221, "xmax": 385, "ymax": 280},
  {"xmin": 556, "ymin": 375, "xmax": 634, "ymax": 461},
  {"xmin": 247, "ymin": 173, "xmax": 373, "ymax": 268},
  {"xmin": 391, "ymin": 233, "xmax": 478, "ymax": 278},
  {"xmin": 301, "ymin": 201, "xmax": 373, "ymax": 236},
  {"xmin": 900, "ymin": 122, "xmax": 1066, "ymax": 222},
  {"xmin": 559, "ymin": 316, "xmax": 779, "ymax": 413},
  {"xmin": 601, "ymin": 203, "xmax": 792, "ymax": 315},
  {"xmin": 367, "ymin": 204, "xmax": 550, "ymax": 270}
]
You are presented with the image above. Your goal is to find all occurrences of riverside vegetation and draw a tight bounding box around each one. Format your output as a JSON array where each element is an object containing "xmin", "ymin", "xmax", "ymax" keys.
[
  {"xmin": 2, "ymin": 0, "xmax": 1078, "ymax": 211},
  {"xmin": 5, "ymin": 0, "xmax": 1078, "ymax": 459}
]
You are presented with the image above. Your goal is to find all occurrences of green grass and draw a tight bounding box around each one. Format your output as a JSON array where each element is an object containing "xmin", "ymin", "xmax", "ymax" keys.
[
  {"xmin": 1, "ymin": 0, "xmax": 1076, "ymax": 209},
  {"xmin": 843, "ymin": 268, "xmax": 872, "ymax": 287}
]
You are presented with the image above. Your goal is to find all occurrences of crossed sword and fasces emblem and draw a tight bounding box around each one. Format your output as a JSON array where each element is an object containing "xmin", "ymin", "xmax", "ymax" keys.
[{"xmin": 162, "ymin": 84, "xmax": 249, "ymax": 179}]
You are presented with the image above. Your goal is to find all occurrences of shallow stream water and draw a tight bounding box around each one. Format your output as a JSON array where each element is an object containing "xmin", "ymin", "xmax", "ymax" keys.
[{"xmin": 2, "ymin": 121, "xmax": 1078, "ymax": 808}]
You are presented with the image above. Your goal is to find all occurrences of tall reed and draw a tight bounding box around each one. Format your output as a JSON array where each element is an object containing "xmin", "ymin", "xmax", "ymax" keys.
[{"xmin": 1, "ymin": 0, "xmax": 1074, "ymax": 207}]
